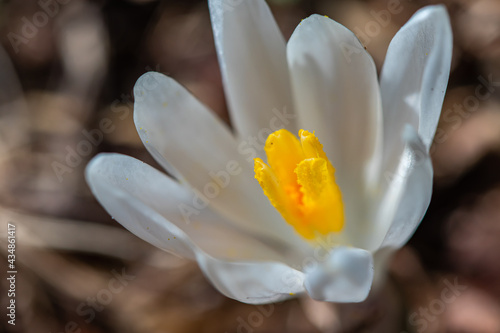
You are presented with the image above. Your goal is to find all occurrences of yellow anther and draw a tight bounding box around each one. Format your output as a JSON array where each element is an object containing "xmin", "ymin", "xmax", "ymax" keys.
[{"xmin": 254, "ymin": 129, "xmax": 344, "ymax": 240}]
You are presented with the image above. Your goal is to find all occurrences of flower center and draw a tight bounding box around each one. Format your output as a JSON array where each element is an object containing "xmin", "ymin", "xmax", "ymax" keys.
[{"xmin": 254, "ymin": 129, "xmax": 344, "ymax": 239}]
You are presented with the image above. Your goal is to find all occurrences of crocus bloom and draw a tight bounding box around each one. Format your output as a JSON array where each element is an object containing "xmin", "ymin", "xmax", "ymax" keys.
[{"xmin": 86, "ymin": 0, "xmax": 452, "ymax": 303}]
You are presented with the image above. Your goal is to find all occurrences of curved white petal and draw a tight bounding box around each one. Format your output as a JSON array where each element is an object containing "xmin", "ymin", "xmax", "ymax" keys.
[
  {"xmin": 304, "ymin": 246, "xmax": 374, "ymax": 303},
  {"xmin": 287, "ymin": 15, "xmax": 383, "ymax": 247},
  {"xmin": 370, "ymin": 125, "xmax": 433, "ymax": 251},
  {"xmin": 209, "ymin": 0, "xmax": 296, "ymax": 140},
  {"xmin": 380, "ymin": 129, "xmax": 433, "ymax": 249},
  {"xmin": 85, "ymin": 153, "xmax": 298, "ymax": 263},
  {"xmin": 86, "ymin": 153, "xmax": 304, "ymax": 304},
  {"xmin": 380, "ymin": 5, "xmax": 452, "ymax": 172},
  {"xmin": 86, "ymin": 154, "xmax": 195, "ymax": 259},
  {"xmin": 133, "ymin": 72, "xmax": 237, "ymax": 183},
  {"xmin": 198, "ymin": 255, "xmax": 305, "ymax": 304},
  {"xmin": 133, "ymin": 72, "xmax": 308, "ymax": 249}
]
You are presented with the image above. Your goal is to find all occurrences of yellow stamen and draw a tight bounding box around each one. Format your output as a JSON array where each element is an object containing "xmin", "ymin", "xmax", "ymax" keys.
[{"xmin": 254, "ymin": 129, "xmax": 344, "ymax": 239}]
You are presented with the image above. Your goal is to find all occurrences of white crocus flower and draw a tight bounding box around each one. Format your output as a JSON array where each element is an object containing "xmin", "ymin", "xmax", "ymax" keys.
[{"xmin": 86, "ymin": 0, "xmax": 452, "ymax": 303}]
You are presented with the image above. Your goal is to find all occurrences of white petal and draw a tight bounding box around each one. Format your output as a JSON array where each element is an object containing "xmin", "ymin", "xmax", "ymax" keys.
[
  {"xmin": 85, "ymin": 153, "xmax": 297, "ymax": 263},
  {"xmin": 304, "ymin": 246, "xmax": 374, "ymax": 303},
  {"xmin": 198, "ymin": 255, "xmax": 305, "ymax": 304},
  {"xmin": 370, "ymin": 125, "xmax": 433, "ymax": 251},
  {"xmin": 380, "ymin": 5, "xmax": 452, "ymax": 170},
  {"xmin": 86, "ymin": 154, "xmax": 305, "ymax": 304},
  {"xmin": 380, "ymin": 128, "xmax": 433, "ymax": 249},
  {"xmin": 133, "ymin": 72, "xmax": 308, "ymax": 249},
  {"xmin": 209, "ymin": 0, "xmax": 296, "ymax": 140},
  {"xmin": 133, "ymin": 72, "xmax": 236, "ymax": 183},
  {"xmin": 287, "ymin": 15, "xmax": 383, "ymax": 247},
  {"xmin": 85, "ymin": 154, "xmax": 196, "ymax": 259}
]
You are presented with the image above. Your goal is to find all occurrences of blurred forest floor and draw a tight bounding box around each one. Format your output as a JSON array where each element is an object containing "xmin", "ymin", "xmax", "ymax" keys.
[{"xmin": 1, "ymin": 0, "xmax": 500, "ymax": 332}]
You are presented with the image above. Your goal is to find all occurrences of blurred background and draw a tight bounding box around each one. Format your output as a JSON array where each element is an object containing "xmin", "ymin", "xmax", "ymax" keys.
[{"xmin": 1, "ymin": 0, "xmax": 500, "ymax": 332}]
